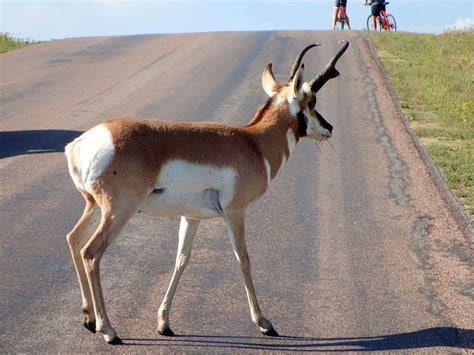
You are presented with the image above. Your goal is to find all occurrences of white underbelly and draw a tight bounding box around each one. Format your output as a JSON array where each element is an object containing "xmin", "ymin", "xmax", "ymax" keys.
[
  {"xmin": 140, "ymin": 160, "xmax": 237, "ymax": 219},
  {"xmin": 141, "ymin": 190, "xmax": 222, "ymax": 218}
]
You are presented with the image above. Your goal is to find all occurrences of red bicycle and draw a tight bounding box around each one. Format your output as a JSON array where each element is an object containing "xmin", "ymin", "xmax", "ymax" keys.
[
  {"xmin": 335, "ymin": 3, "xmax": 351, "ymax": 30},
  {"xmin": 366, "ymin": 1, "xmax": 397, "ymax": 31}
]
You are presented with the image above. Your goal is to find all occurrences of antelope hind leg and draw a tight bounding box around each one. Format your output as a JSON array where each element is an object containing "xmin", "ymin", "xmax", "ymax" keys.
[
  {"xmin": 66, "ymin": 192, "xmax": 101, "ymax": 333},
  {"xmin": 81, "ymin": 203, "xmax": 138, "ymax": 345}
]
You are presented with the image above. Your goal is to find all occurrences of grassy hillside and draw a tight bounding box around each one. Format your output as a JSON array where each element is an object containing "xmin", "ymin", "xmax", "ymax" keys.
[
  {"xmin": 0, "ymin": 33, "xmax": 38, "ymax": 53},
  {"xmin": 370, "ymin": 31, "xmax": 474, "ymax": 215}
]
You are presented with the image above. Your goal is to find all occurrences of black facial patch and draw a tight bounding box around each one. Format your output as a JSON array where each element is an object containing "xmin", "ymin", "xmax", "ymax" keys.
[
  {"xmin": 315, "ymin": 110, "xmax": 333, "ymax": 133},
  {"xmin": 296, "ymin": 112, "xmax": 308, "ymax": 137}
]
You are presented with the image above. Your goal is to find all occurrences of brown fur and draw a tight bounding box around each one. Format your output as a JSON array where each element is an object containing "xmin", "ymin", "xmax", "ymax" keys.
[{"xmin": 97, "ymin": 96, "xmax": 300, "ymax": 210}]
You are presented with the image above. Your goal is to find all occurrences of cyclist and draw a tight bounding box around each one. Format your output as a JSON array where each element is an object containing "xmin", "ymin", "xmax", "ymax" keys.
[
  {"xmin": 365, "ymin": 0, "xmax": 386, "ymax": 30},
  {"xmin": 332, "ymin": 0, "xmax": 351, "ymax": 30}
]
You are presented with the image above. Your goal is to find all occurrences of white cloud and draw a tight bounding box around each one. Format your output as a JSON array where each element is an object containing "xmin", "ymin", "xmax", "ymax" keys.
[{"xmin": 444, "ymin": 17, "xmax": 474, "ymax": 32}]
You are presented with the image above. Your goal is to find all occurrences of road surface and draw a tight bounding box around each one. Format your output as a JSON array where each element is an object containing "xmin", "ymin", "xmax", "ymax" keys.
[{"xmin": 0, "ymin": 31, "xmax": 472, "ymax": 352}]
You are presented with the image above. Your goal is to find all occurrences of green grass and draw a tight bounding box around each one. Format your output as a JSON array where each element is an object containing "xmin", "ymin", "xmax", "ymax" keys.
[
  {"xmin": 370, "ymin": 31, "xmax": 474, "ymax": 214},
  {"xmin": 0, "ymin": 32, "xmax": 38, "ymax": 54}
]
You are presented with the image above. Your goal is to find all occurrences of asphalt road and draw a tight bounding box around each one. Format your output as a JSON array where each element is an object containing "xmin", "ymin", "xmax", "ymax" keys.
[{"xmin": 0, "ymin": 31, "xmax": 472, "ymax": 353}]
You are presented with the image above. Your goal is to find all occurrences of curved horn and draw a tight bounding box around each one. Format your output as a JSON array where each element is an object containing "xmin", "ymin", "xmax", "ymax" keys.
[
  {"xmin": 309, "ymin": 41, "xmax": 349, "ymax": 93},
  {"xmin": 288, "ymin": 43, "xmax": 321, "ymax": 82}
]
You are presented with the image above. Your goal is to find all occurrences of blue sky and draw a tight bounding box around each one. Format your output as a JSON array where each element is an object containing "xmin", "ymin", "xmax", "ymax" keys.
[{"xmin": 1, "ymin": 1, "xmax": 473, "ymax": 41}]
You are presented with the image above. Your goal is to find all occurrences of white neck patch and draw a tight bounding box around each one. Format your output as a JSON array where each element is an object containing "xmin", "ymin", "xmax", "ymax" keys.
[
  {"xmin": 263, "ymin": 158, "xmax": 272, "ymax": 185},
  {"xmin": 286, "ymin": 128, "xmax": 297, "ymax": 154},
  {"xmin": 266, "ymin": 128, "xmax": 297, "ymax": 183}
]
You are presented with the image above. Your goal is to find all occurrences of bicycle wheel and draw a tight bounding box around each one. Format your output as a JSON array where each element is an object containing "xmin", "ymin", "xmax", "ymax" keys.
[
  {"xmin": 366, "ymin": 15, "xmax": 372, "ymax": 30},
  {"xmin": 387, "ymin": 14, "xmax": 397, "ymax": 31}
]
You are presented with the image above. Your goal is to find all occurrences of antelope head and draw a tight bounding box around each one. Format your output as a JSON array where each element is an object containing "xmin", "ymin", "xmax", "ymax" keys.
[{"xmin": 262, "ymin": 41, "xmax": 349, "ymax": 141}]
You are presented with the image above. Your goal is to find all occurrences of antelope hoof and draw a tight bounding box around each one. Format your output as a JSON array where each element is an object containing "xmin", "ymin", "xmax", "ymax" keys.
[
  {"xmin": 107, "ymin": 336, "xmax": 123, "ymax": 345},
  {"xmin": 262, "ymin": 327, "xmax": 279, "ymax": 337},
  {"xmin": 159, "ymin": 327, "xmax": 175, "ymax": 337},
  {"xmin": 257, "ymin": 317, "xmax": 278, "ymax": 337},
  {"xmin": 83, "ymin": 320, "xmax": 96, "ymax": 333}
]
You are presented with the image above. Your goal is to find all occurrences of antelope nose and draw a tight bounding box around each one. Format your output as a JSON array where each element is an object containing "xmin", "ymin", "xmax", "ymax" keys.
[{"xmin": 315, "ymin": 111, "xmax": 333, "ymax": 134}]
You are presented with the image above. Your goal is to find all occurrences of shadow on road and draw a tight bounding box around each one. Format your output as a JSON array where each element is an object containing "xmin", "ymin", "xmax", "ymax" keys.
[
  {"xmin": 0, "ymin": 130, "xmax": 83, "ymax": 159},
  {"xmin": 122, "ymin": 327, "xmax": 473, "ymax": 352}
]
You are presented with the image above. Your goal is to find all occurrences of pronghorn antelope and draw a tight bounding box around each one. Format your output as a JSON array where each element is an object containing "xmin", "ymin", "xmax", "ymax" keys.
[{"xmin": 65, "ymin": 41, "xmax": 349, "ymax": 344}]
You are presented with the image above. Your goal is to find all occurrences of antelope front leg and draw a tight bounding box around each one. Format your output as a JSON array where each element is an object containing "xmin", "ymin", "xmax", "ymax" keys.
[
  {"xmin": 225, "ymin": 212, "xmax": 278, "ymax": 336},
  {"xmin": 158, "ymin": 216, "xmax": 200, "ymax": 336}
]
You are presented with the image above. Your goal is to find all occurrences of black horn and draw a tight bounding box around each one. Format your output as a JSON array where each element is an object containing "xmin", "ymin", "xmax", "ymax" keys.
[
  {"xmin": 288, "ymin": 43, "xmax": 321, "ymax": 82},
  {"xmin": 309, "ymin": 41, "xmax": 349, "ymax": 93}
]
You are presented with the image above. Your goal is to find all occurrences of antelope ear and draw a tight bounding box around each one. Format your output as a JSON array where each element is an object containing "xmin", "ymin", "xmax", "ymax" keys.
[
  {"xmin": 290, "ymin": 64, "xmax": 305, "ymax": 99},
  {"xmin": 262, "ymin": 63, "xmax": 278, "ymax": 97}
]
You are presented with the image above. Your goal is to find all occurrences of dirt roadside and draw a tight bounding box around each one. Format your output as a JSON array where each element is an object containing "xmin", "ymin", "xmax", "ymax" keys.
[{"xmin": 356, "ymin": 32, "xmax": 473, "ymax": 341}]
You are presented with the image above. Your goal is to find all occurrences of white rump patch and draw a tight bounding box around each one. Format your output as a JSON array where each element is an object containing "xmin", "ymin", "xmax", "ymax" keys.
[{"xmin": 66, "ymin": 124, "xmax": 115, "ymax": 194}]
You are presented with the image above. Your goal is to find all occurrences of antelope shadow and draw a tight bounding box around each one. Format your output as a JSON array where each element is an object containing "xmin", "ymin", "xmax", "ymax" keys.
[
  {"xmin": 122, "ymin": 327, "xmax": 473, "ymax": 352},
  {"xmin": 0, "ymin": 130, "xmax": 83, "ymax": 159}
]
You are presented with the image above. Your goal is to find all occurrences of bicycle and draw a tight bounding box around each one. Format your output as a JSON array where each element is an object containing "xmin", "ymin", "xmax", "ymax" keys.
[
  {"xmin": 366, "ymin": 1, "xmax": 397, "ymax": 31},
  {"xmin": 335, "ymin": 2, "xmax": 351, "ymax": 30}
]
